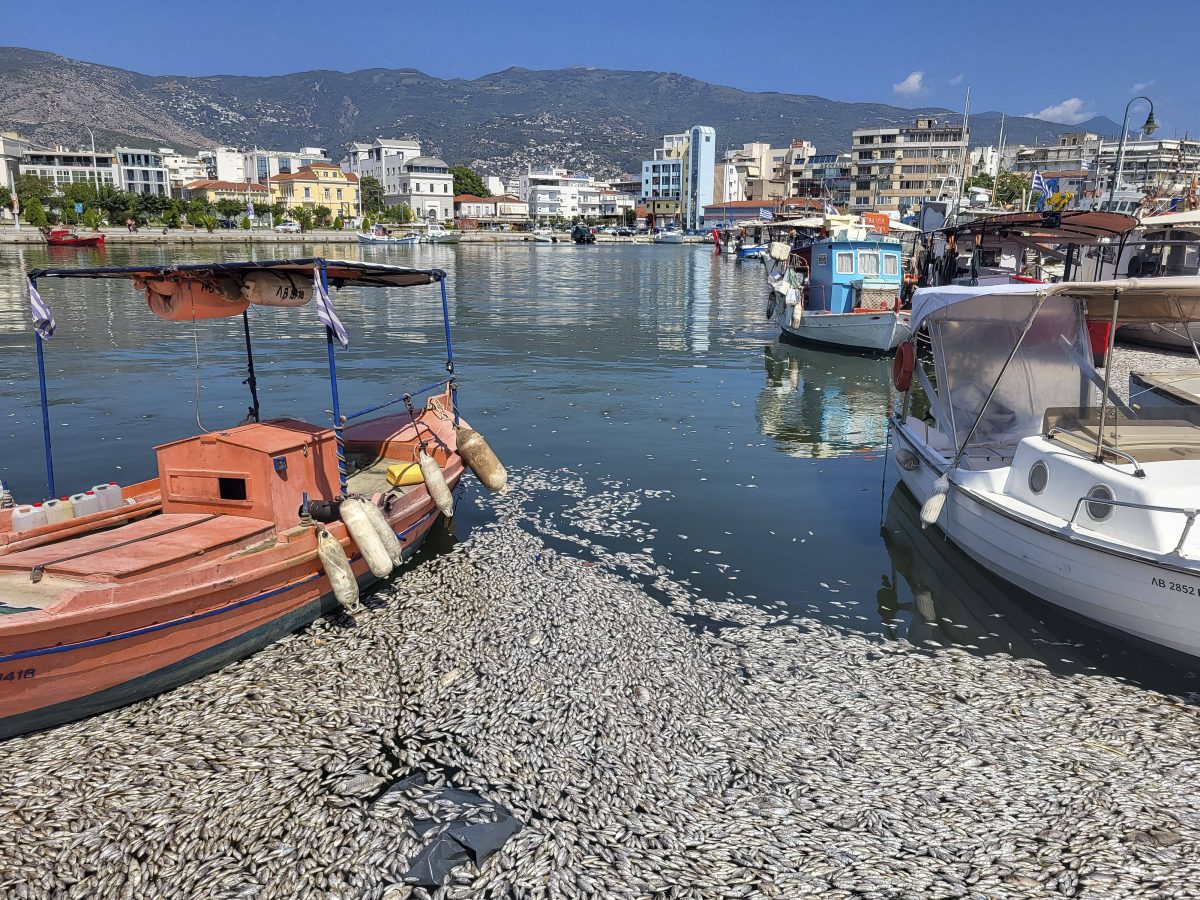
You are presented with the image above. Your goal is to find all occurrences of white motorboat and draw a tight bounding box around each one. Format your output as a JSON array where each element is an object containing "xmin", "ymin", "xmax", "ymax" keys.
[
  {"xmin": 357, "ymin": 227, "xmax": 419, "ymax": 246},
  {"xmin": 653, "ymin": 228, "xmax": 684, "ymax": 245},
  {"xmin": 423, "ymin": 223, "xmax": 462, "ymax": 244},
  {"xmin": 890, "ymin": 277, "xmax": 1200, "ymax": 659},
  {"xmin": 531, "ymin": 227, "xmax": 557, "ymax": 243}
]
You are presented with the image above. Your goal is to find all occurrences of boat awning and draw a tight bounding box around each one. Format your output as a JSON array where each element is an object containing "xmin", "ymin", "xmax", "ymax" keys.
[
  {"xmin": 1136, "ymin": 209, "xmax": 1200, "ymax": 229},
  {"xmin": 950, "ymin": 210, "xmax": 1137, "ymax": 245},
  {"xmin": 28, "ymin": 258, "xmax": 444, "ymax": 289},
  {"xmin": 912, "ymin": 277, "xmax": 1200, "ymax": 331}
]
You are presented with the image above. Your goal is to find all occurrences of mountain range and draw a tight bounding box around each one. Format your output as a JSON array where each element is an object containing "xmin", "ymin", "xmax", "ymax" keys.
[{"xmin": 0, "ymin": 48, "xmax": 1122, "ymax": 179}]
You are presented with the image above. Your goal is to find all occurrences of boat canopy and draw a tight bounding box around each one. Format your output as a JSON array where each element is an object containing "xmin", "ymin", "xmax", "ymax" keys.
[
  {"xmin": 914, "ymin": 283, "xmax": 1097, "ymax": 452},
  {"xmin": 29, "ymin": 258, "xmax": 443, "ymax": 291},
  {"xmin": 950, "ymin": 210, "xmax": 1137, "ymax": 245},
  {"xmin": 913, "ymin": 277, "xmax": 1200, "ymax": 332}
]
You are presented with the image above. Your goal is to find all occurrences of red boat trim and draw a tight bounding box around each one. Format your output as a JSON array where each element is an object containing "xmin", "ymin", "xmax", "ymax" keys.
[{"xmin": 0, "ymin": 509, "xmax": 436, "ymax": 664}]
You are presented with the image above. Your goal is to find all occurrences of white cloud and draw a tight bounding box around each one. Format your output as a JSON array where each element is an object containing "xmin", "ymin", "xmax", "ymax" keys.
[
  {"xmin": 949, "ymin": 74, "xmax": 964, "ymax": 86},
  {"xmin": 1025, "ymin": 97, "xmax": 1094, "ymax": 125},
  {"xmin": 1131, "ymin": 80, "xmax": 1155, "ymax": 93},
  {"xmin": 893, "ymin": 71, "xmax": 926, "ymax": 97}
]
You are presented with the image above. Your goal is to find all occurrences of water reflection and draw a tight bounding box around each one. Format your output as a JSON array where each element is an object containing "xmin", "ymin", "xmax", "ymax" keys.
[
  {"xmin": 880, "ymin": 484, "xmax": 1197, "ymax": 692},
  {"xmin": 755, "ymin": 341, "xmax": 892, "ymax": 457}
]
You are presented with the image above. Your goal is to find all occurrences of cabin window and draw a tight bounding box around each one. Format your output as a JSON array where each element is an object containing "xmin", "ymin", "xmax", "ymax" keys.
[
  {"xmin": 835, "ymin": 252, "xmax": 853, "ymax": 274},
  {"xmin": 218, "ymin": 477, "xmax": 247, "ymax": 501},
  {"xmin": 883, "ymin": 254, "xmax": 899, "ymax": 276},
  {"xmin": 817, "ymin": 253, "xmax": 828, "ymax": 266},
  {"xmin": 858, "ymin": 252, "xmax": 880, "ymax": 276}
]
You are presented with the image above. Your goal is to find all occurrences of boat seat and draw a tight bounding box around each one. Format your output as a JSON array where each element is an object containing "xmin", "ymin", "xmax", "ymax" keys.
[
  {"xmin": 1047, "ymin": 420, "xmax": 1200, "ymax": 463},
  {"xmin": 0, "ymin": 514, "xmax": 275, "ymax": 581}
]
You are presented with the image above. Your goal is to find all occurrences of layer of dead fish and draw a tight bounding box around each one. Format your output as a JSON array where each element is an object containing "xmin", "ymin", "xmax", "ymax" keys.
[{"xmin": 1, "ymin": 467, "xmax": 1198, "ymax": 900}]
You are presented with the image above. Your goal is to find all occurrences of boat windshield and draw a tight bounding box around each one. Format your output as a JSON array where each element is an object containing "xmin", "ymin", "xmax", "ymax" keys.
[
  {"xmin": 1122, "ymin": 232, "xmax": 1200, "ymax": 278},
  {"xmin": 927, "ymin": 292, "xmax": 1099, "ymax": 453}
]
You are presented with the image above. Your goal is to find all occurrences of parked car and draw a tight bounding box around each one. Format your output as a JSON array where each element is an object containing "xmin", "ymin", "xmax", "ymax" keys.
[
  {"xmin": 274, "ymin": 221, "xmax": 301, "ymax": 233},
  {"xmin": 615, "ymin": 227, "xmax": 634, "ymax": 236}
]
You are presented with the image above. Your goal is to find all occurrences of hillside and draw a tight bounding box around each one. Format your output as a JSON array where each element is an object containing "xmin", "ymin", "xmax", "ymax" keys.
[{"xmin": 0, "ymin": 48, "xmax": 1121, "ymax": 178}]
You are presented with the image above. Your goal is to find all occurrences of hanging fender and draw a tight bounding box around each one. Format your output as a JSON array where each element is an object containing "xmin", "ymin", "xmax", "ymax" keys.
[
  {"xmin": 766, "ymin": 291, "xmax": 777, "ymax": 320},
  {"xmin": 892, "ymin": 340, "xmax": 916, "ymax": 392}
]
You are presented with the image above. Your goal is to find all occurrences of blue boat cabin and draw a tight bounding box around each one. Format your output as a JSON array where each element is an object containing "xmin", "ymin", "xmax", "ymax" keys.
[{"xmin": 807, "ymin": 238, "xmax": 903, "ymax": 313}]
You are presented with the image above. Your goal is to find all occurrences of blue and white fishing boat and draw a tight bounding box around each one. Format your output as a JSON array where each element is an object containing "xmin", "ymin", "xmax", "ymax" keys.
[
  {"xmin": 767, "ymin": 221, "xmax": 910, "ymax": 353},
  {"xmin": 358, "ymin": 225, "xmax": 420, "ymax": 246}
]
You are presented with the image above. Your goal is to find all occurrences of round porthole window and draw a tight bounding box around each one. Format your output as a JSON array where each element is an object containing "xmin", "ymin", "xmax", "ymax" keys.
[
  {"xmin": 1028, "ymin": 461, "xmax": 1049, "ymax": 494},
  {"xmin": 1086, "ymin": 484, "xmax": 1115, "ymax": 522}
]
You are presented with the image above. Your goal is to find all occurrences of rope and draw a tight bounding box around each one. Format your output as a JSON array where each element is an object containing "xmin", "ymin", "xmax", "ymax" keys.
[{"xmin": 190, "ymin": 296, "xmax": 210, "ymax": 434}]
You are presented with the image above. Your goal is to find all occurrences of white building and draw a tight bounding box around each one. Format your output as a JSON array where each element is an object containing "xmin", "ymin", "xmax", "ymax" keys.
[
  {"xmin": 520, "ymin": 165, "xmax": 593, "ymax": 220},
  {"xmin": 484, "ymin": 175, "xmax": 519, "ymax": 196},
  {"xmin": 1, "ymin": 132, "xmax": 32, "ymax": 220},
  {"xmin": 339, "ymin": 142, "xmax": 372, "ymax": 175},
  {"xmin": 398, "ymin": 156, "xmax": 454, "ymax": 221},
  {"xmin": 200, "ymin": 147, "xmax": 246, "ymax": 183},
  {"xmin": 356, "ymin": 138, "xmax": 423, "ymax": 200},
  {"xmin": 158, "ymin": 149, "xmax": 207, "ymax": 196},
  {"xmin": 20, "ymin": 147, "xmax": 119, "ymax": 189},
  {"xmin": 244, "ymin": 147, "xmax": 329, "ymax": 184},
  {"xmin": 116, "ymin": 147, "xmax": 170, "ymax": 196}
]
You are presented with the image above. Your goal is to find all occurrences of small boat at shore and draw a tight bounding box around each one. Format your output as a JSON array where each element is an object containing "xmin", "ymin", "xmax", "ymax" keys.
[
  {"xmin": 44, "ymin": 227, "xmax": 104, "ymax": 248},
  {"xmin": 358, "ymin": 226, "xmax": 419, "ymax": 245},
  {"xmin": 0, "ymin": 258, "xmax": 507, "ymax": 740},
  {"xmin": 423, "ymin": 223, "xmax": 462, "ymax": 245},
  {"xmin": 891, "ymin": 277, "xmax": 1200, "ymax": 660},
  {"xmin": 531, "ymin": 226, "xmax": 557, "ymax": 243},
  {"xmin": 653, "ymin": 227, "xmax": 684, "ymax": 245}
]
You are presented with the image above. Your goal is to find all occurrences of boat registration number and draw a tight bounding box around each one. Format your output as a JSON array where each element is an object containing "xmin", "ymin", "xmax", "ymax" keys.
[
  {"xmin": 1151, "ymin": 577, "xmax": 1196, "ymax": 595},
  {"xmin": 0, "ymin": 668, "xmax": 36, "ymax": 682}
]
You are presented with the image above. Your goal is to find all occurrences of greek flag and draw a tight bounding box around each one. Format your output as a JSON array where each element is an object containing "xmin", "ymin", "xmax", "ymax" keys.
[
  {"xmin": 312, "ymin": 269, "xmax": 349, "ymax": 348},
  {"xmin": 760, "ymin": 209, "xmax": 775, "ymax": 221},
  {"xmin": 29, "ymin": 279, "xmax": 55, "ymax": 341},
  {"xmin": 824, "ymin": 200, "xmax": 839, "ymax": 215},
  {"xmin": 1031, "ymin": 170, "xmax": 1051, "ymax": 211}
]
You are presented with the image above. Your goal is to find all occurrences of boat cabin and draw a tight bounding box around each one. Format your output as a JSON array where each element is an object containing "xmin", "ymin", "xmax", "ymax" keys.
[{"xmin": 806, "ymin": 225, "xmax": 903, "ymax": 313}]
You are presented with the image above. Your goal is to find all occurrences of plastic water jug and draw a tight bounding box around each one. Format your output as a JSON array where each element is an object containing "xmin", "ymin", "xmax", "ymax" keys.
[
  {"xmin": 92, "ymin": 483, "xmax": 122, "ymax": 511},
  {"xmin": 71, "ymin": 491, "xmax": 103, "ymax": 518},
  {"xmin": 42, "ymin": 498, "xmax": 72, "ymax": 525},
  {"xmin": 58, "ymin": 497, "xmax": 76, "ymax": 519},
  {"xmin": 11, "ymin": 504, "xmax": 47, "ymax": 533}
]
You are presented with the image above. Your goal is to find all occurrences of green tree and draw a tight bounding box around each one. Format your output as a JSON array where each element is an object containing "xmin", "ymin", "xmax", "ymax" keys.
[
  {"xmin": 239, "ymin": 215, "xmax": 251, "ymax": 229},
  {"xmin": 82, "ymin": 208, "xmax": 103, "ymax": 230},
  {"xmin": 400, "ymin": 203, "xmax": 415, "ymax": 224},
  {"xmin": 24, "ymin": 197, "xmax": 49, "ymax": 228},
  {"xmin": 313, "ymin": 205, "xmax": 332, "ymax": 228},
  {"xmin": 360, "ymin": 175, "xmax": 385, "ymax": 214},
  {"xmin": 964, "ymin": 173, "xmax": 993, "ymax": 193},
  {"xmin": 449, "ymin": 165, "xmax": 490, "ymax": 198},
  {"xmin": 196, "ymin": 214, "xmax": 218, "ymax": 233},
  {"xmin": 333, "ymin": 215, "xmax": 344, "ymax": 231},
  {"xmin": 993, "ymin": 171, "xmax": 1030, "ymax": 207},
  {"xmin": 292, "ymin": 208, "xmax": 314, "ymax": 232},
  {"xmin": 214, "ymin": 198, "xmax": 247, "ymax": 220},
  {"xmin": 6, "ymin": 174, "xmax": 56, "ymax": 219},
  {"xmin": 361, "ymin": 217, "xmax": 372, "ymax": 231},
  {"xmin": 135, "ymin": 192, "xmax": 174, "ymax": 223}
]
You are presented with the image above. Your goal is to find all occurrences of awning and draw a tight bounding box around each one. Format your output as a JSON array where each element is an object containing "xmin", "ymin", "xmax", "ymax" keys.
[
  {"xmin": 912, "ymin": 277, "xmax": 1200, "ymax": 331},
  {"xmin": 29, "ymin": 258, "xmax": 444, "ymax": 290}
]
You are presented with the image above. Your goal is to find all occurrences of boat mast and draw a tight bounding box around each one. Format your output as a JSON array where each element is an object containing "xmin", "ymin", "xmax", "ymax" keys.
[
  {"xmin": 990, "ymin": 113, "xmax": 1005, "ymax": 207},
  {"xmin": 949, "ymin": 87, "xmax": 970, "ymax": 226}
]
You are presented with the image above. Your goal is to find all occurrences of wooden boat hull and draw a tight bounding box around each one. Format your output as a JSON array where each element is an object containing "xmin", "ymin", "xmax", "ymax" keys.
[
  {"xmin": 46, "ymin": 237, "xmax": 105, "ymax": 248},
  {"xmin": 0, "ymin": 496, "xmax": 449, "ymax": 740}
]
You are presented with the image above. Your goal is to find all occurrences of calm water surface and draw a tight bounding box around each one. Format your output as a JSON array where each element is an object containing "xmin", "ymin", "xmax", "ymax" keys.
[{"xmin": 1, "ymin": 240, "xmax": 1195, "ymax": 692}]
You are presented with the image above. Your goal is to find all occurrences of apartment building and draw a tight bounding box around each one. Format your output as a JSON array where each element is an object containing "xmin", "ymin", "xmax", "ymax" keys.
[
  {"xmin": 850, "ymin": 118, "xmax": 967, "ymax": 213},
  {"xmin": 520, "ymin": 166, "xmax": 594, "ymax": 220},
  {"xmin": 115, "ymin": 147, "xmax": 170, "ymax": 196},
  {"xmin": 200, "ymin": 147, "xmax": 246, "ymax": 183},
  {"xmin": 159, "ymin": 149, "xmax": 208, "ymax": 196},
  {"xmin": 788, "ymin": 153, "xmax": 853, "ymax": 209},
  {"xmin": 641, "ymin": 126, "xmax": 716, "ymax": 228},
  {"xmin": 20, "ymin": 147, "xmax": 119, "ymax": 188},
  {"xmin": 398, "ymin": 156, "xmax": 454, "ymax": 221},
  {"xmin": 454, "ymin": 194, "xmax": 528, "ymax": 225}
]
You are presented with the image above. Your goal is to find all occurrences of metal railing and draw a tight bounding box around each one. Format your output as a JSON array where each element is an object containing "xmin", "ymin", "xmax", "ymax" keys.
[{"xmin": 1068, "ymin": 495, "xmax": 1199, "ymax": 555}]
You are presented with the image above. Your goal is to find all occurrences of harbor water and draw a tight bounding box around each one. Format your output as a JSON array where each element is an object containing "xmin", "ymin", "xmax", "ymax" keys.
[
  {"xmin": 2, "ymin": 242, "xmax": 1199, "ymax": 899},
  {"xmin": 1, "ymin": 241, "xmax": 1193, "ymax": 690}
]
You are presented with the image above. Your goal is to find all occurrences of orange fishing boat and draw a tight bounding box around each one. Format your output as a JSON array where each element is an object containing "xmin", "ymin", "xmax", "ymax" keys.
[{"xmin": 1, "ymin": 259, "xmax": 504, "ymax": 740}]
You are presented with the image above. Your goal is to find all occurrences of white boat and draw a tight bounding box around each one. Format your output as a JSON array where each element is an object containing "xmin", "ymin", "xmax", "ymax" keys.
[
  {"xmin": 531, "ymin": 227, "xmax": 557, "ymax": 244},
  {"xmin": 357, "ymin": 228, "xmax": 419, "ymax": 246},
  {"xmin": 423, "ymin": 223, "xmax": 462, "ymax": 244},
  {"xmin": 767, "ymin": 223, "xmax": 910, "ymax": 353},
  {"xmin": 890, "ymin": 277, "xmax": 1200, "ymax": 659},
  {"xmin": 653, "ymin": 229, "xmax": 684, "ymax": 245}
]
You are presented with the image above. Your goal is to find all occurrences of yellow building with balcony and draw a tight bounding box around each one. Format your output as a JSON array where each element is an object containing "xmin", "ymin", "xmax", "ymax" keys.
[{"xmin": 270, "ymin": 163, "xmax": 359, "ymax": 219}]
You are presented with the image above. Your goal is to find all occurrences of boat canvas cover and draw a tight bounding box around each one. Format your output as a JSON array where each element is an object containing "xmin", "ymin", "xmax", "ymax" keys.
[{"xmin": 915, "ymin": 284, "xmax": 1097, "ymax": 452}]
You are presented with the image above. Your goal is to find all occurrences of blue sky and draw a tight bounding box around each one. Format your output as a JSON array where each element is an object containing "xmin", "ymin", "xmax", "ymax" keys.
[{"xmin": 8, "ymin": 0, "xmax": 1198, "ymax": 135}]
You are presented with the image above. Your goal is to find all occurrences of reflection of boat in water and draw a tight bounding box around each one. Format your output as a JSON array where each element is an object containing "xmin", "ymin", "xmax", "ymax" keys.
[
  {"xmin": 755, "ymin": 342, "xmax": 892, "ymax": 458},
  {"xmin": 881, "ymin": 484, "xmax": 1196, "ymax": 689}
]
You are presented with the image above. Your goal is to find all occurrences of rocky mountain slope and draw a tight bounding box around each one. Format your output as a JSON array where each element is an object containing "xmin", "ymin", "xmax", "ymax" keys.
[{"xmin": 0, "ymin": 48, "xmax": 1121, "ymax": 178}]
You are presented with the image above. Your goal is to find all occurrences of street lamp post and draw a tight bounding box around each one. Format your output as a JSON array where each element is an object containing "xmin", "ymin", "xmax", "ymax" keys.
[
  {"xmin": 1107, "ymin": 96, "xmax": 1157, "ymax": 209},
  {"xmin": 84, "ymin": 126, "xmax": 100, "ymax": 193}
]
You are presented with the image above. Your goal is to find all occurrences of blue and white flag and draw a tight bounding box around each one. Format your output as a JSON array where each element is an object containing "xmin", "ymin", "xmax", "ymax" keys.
[
  {"xmin": 824, "ymin": 200, "xmax": 839, "ymax": 215},
  {"xmin": 760, "ymin": 208, "xmax": 775, "ymax": 221},
  {"xmin": 312, "ymin": 269, "xmax": 349, "ymax": 348},
  {"xmin": 29, "ymin": 279, "xmax": 55, "ymax": 341},
  {"xmin": 1080, "ymin": 158, "xmax": 1091, "ymax": 173},
  {"xmin": 1031, "ymin": 170, "xmax": 1052, "ymax": 211}
]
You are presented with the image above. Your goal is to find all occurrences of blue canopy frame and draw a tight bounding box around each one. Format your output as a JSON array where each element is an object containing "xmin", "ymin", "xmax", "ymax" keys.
[{"xmin": 25, "ymin": 257, "xmax": 457, "ymax": 499}]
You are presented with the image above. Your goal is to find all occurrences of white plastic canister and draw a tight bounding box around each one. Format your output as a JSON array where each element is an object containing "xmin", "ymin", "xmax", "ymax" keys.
[
  {"xmin": 71, "ymin": 491, "xmax": 103, "ymax": 518},
  {"xmin": 41, "ymin": 498, "xmax": 72, "ymax": 525},
  {"xmin": 11, "ymin": 504, "xmax": 47, "ymax": 533},
  {"xmin": 92, "ymin": 483, "xmax": 122, "ymax": 511}
]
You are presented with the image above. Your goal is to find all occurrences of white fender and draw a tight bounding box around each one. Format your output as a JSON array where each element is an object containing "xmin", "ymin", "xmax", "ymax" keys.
[
  {"xmin": 361, "ymin": 498, "xmax": 404, "ymax": 565},
  {"xmin": 317, "ymin": 528, "xmax": 361, "ymax": 611},
  {"xmin": 339, "ymin": 498, "xmax": 394, "ymax": 579},
  {"xmin": 419, "ymin": 450, "xmax": 455, "ymax": 519}
]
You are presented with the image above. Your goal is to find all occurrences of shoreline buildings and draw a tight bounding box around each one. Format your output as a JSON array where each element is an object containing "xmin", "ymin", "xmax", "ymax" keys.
[
  {"xmin": 641, "ymin": 126, "xmax": 715, "ymax": 228},
  {"xmin": 850, "ymin": 117, "xmax": 968, "ymax": 215}
]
